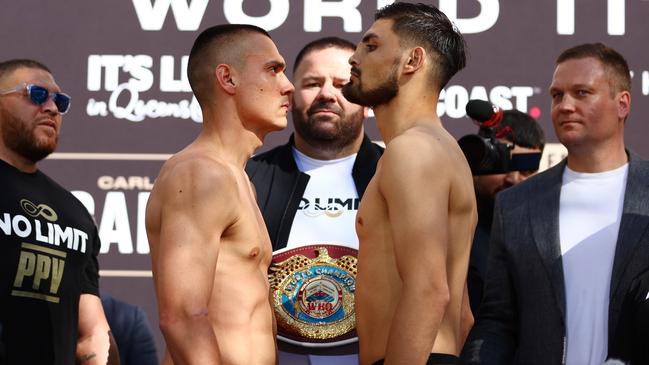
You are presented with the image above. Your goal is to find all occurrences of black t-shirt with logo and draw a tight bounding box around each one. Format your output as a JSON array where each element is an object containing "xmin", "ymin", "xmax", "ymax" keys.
[{"xmin": 0, "ymin": 159, "xmax": 100, "ymax": 365}]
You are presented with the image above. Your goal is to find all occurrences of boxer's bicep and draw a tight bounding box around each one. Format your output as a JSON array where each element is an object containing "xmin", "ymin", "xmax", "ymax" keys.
[
  {"xmin": 155, "ymin": 163, "xmax": 236, "ymax": 317},
  {"xmin": 380, "ymin": 137, "xmax": 450, "ymax": 286}
]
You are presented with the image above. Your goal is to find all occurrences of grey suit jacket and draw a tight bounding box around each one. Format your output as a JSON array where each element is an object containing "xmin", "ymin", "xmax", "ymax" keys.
[{"xmin": 462, "ymin": 152, "xmax": 649, "ymax": 365}]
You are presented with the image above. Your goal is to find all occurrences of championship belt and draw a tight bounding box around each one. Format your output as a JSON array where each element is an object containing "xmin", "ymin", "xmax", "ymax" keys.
[{"xmin": 269, "ymin": 244, "xmax": 358, "ymax": 347}]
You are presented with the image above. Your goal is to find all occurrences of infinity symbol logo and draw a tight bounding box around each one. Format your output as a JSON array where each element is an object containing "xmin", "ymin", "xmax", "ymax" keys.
[
  {"xmin": 302, "ymin": 203, "xmax": 344, "ymax": 218},
  {"xmin": 20, "ymin": 199, "xmax": 58, "ymax": 222}
]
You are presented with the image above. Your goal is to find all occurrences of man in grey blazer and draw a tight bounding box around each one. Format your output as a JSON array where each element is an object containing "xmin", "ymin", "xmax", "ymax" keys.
[{"xmin": 462, "ymin": 43, "xmax": 649, "ymax": 364}]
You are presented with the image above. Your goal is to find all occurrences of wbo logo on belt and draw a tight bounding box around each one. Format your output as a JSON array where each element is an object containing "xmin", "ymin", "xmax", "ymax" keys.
[{"xmin": 269, "ymin": 245, "xmax": 358, "ymax": 347}]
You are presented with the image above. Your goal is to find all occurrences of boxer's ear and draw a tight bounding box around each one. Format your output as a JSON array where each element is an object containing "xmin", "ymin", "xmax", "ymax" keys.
[
  {"xmin": 403, "ymin": 47, "xmax": 425, "ymax": 75},
  {"xmin": 215, "ymin": 64, "xmax": 237, "ymax": 94}
]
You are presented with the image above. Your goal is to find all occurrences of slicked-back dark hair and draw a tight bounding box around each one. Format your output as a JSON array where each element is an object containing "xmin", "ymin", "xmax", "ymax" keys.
[
  {"xmin": 375, "ymin": 2, "xmax": 466, "ymax": 89},
  {"xmin": 556, "ymin": 42, "xmax": 631, "ymax": 95},
  {"xmin": 0, "ymin": 59, "xmax": 51, "ymax": 82},
  {"xmin": 293, "ymin": 37, "xmax": 356, "ymax": 73},
  {"xmin": 187, "ymin": 24, "xmax": 271, "ymax": 104}
]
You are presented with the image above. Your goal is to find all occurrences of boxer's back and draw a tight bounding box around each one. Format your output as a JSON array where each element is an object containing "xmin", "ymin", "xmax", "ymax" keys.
[{"xmin": 355, "ymin": 124, "xmax": 476, "ymax": 365}]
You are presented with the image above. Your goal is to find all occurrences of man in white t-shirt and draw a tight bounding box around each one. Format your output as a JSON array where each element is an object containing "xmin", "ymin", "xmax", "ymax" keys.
[
  {"xmin": 462, "ymin": 43, "xmax": 649, "ymax": 365},
  {"xmin": 246, "ymin": 37, "xmax": 383, "ymax": 365}
]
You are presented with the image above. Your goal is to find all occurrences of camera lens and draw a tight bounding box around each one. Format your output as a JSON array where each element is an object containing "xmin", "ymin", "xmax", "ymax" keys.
[{"xmin": 458, "ymin": 135, "xmax": 508, "ymax": 174}]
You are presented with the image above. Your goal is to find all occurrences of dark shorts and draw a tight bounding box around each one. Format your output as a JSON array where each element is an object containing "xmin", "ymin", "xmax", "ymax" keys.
[{"xmin": 373, "ymin": 353, "xmax": 459, "ymax": 365}]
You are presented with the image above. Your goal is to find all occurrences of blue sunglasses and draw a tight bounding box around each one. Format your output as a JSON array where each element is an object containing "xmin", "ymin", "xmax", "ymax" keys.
[{"xmin": 0, "ymin": 83, "xmax": 71, "ymax": 114}]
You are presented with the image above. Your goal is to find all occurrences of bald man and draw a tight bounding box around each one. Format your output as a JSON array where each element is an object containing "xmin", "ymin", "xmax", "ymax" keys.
[{"xmin": 146, "ymin": 24, "xmax": 294, "ymax": 364}]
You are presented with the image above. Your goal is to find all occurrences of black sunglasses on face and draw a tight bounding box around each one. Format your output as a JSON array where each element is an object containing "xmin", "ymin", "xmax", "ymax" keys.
[{"xmin": 0, "ymin": 83, "xmax": 71, "ymax": 114}]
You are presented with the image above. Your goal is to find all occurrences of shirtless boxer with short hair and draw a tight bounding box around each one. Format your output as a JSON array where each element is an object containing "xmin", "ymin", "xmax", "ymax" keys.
[
  {"xmin": 342, "ymin": 3, "xmax": 477, "ymax": 365},
  {"xmin": 146, "ymin": 24, "xmax": 294, "ymax": 364}
]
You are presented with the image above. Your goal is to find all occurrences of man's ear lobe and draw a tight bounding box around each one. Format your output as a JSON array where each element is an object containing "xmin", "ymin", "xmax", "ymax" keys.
[
  {"xmin": 215, "ymin": 64, "xmax": 237, "ymax": 94},
  {"xmin": 403, "ymin": 47, "xmax": 425, "ymax": 74},
  {"xmin": 617, "ymin": 90, "xmax": 631, "ymax": 120}
]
